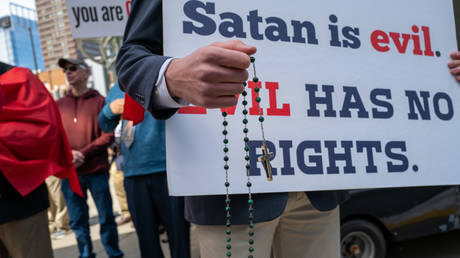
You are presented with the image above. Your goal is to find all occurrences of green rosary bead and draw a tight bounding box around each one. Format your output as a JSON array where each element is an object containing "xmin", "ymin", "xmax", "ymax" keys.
[
  {"xmin": 248, "ymin": 231, "xmax": 254, "ymax": 237},
  {"xmin": 253, "ymin": 77, "xmax": 259, "ymax": 83},
  {"xmin": 259, "ymin": 116, "xmax": 264, "ymax": 122},
  {"xmin": 226, "ymin": 222, "xmax": 231, "ymax": 227},
  {"xmin": 244, "ymin": 146, "xmax": 250, "ymax": 152},
  {"xmin": 224, "ymin": 156, "xmax": 229, "ymax": 161},
  {"xmin": 243, "ymin": 82, "xmax": 247, "ymax": 86},
  {"xmin": 247, "ymin": 182, "xmax": 252, "ymax": 187},
  {"xmin": 243, "ymin": 109, "xmax": 248, "ymax": 115},
  {"xmin": 245, "ymin": 155, "xmax": 250, "ymax": 161},
  {"xmin": 224, "ymin": 165, "xmax": 229, "ymax": 170},
  {"xmin": 225, "ymin": 182, "xmax": 230, "ymax": 187},
  {"xmin": 223, "ymin": 139, "xmax": 229, "ymax": 144},
  {"xmin": 250, "ymin": 56, "xmax": 255, "ymax": 63},
  {"xmin": 222, "ymin": 112, "xmax": 228, "ymax": 117},
  {"xmin": 249, "ymin": 223, "xmax": 254, "ymax": 229},
  {"xmin": 249, "ymin": 239, "xmax": 254, "ymax": 245},
  {"xmin": 226, "ymin": 214, "xmax": 231, "ymax": 219},
  {"xmin": 226, "ymin": 251, "xmax": 232, "ymax": 257},
  {"xmin": 244, "ymin": 137, "xmax": 249, "ymax": 142},
  {"xmin": 226, "ymin": 237, "xmax": 231, "ymax": 242},
  {"xmin": 243, "ymin": 128, "xmax": 248, "ymax": 133},
  {"xmin": 255, "ymin": 97, "xmax": 261, "ymax": 103},
  {"xmin": 248, "ymin": 199, "xmax": 254, "ymax": 204},
  {"xmin": 246, "ymin": 164, "xmax": 250, "ymax": 169},
  {"xmin": 254, "ymin": 87, "xmax": 260, "ymax": 93},
  {"xmin": 226, "ymin": 229, "xmax": 232, "ymax": 235},
  {"xmin": 223, "ymin": 121, "xmax": 228, "ymax": 126},
  {"xmin": 242, "ymin": 91, "xmax": 247, "ymax": 96},
  {"xmin": 248, "ymin": 207, "xmax": 254, "ymax": 213},
  {"xmin": 222, "ymin": 130, "xmax": 228, "ymax": 135},
  {"xmin": 225, "ymin": 198, "xmax": 231, "ymax": 204},
  {"xmin": 243, "ymin": 119, "xmax": 248, "ymax": 124},
  {"xmin": 242, "ymin": 100, "xmax": 248, "ymax": 106},
  {"xmin": 227, "ymin": 244, "xmax": 232, "ymax": 250},
  {"xmin": 224, "ymin": 147, "xmax": 229, "ymax": 153},
  {"xmin": 225, "ymin": 206, "xmax": 230, "ymax": 212},
  {"xmin": 249, "ymin": 214, "xmax": 254, "ymax": 220},
  {"xmin": 249, "ymin": 247, "xmax": 254, "ymax": 253}
]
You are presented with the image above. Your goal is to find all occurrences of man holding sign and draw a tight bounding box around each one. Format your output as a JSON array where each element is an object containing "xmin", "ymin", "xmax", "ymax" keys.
[{"xmin": 116, "ymin": 0, "xmax": 460, "ymax": 257}]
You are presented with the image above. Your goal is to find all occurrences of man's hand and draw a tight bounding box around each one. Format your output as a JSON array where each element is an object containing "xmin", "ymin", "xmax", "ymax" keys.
[
  {"xmin": 448, "ymin": 52, "xmax": 460, "ymax": 83},
  {"xmin": 110, "ymin": 98, "xmax": 125, "ymax": 115},
  {"xmin": 72, "ymin": 150, "xmax": 85, "ymax": 168},
  {"xmin": 165, "ymin": 40, "xmax": 257, "ymax": 108}
]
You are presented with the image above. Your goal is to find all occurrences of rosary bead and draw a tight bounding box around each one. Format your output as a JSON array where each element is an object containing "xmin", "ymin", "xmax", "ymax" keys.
[
  {"xmin": 226, "ymin": 214, "xmax": 231, "ymax": 219},
  {"xmin": 224, "ymin": 156, "xmax": 229, "ymax": 161},
  {"xmin": 243, "ymin": 82, "xmax": 247, "ymax": 86},
  {"xmin": 225, "ymin": 182, "xmax": 230, "ymax": 187},
  {"xmin": 259, "ymin": 116, "xmax": 264, "ymax": 122},
  {"xmin": 226, "ymin": 251, "xmax": 232, "ymax": 257},
  {"xmin": 244, "ymin": 146, "xmax": 250, "ymax": 152},
  {"xmin": 222, "ymin": 130, "xmax": 228, "ymax": 135},
  {"xmin": 244, "ymin": 137, "xmax": 249, "ymax": 142},
  {"xmin": 255, "ymin": 97, "xmax": 261, "ymax": 103},
  {"xmin": 226, "ymin": 237, "xmax": 231, "ymax": 242},
  {"xmin": 249, "ymin": 239, "xmax": 254, "ymax": 245},
  {"xmin": 222, "ymin": 112, "xmax": 228, "ymax": 117},
  {"xmin": 250, "ymin": 56, "xmax": 255, "ymax": 63},
  {"xmin": 227, "ymin": 244, "xmax": 232, "ymax": 250},
  {"xmin": 224, "ymin": 165, "xmax": 229, "ymax": 170},
  {"xmin": 226, "ymin": 229, "xmax": 232, "ymax": 235},
  {"xmin": 254, "ymin": 87, "xmax": 260, "ymax": 93},
  {"xmin": 253, "ymin": 77, "xmax": 259, "ymax": 83},
  {"xmin": 249, "ymin": 214, "xmax": 254, "ymax": 220},
  {"xmin": 246, "ymin": 164, "xmax": 250, "ymax": 169},
  {"xmin": 245, "ymin": 155, "xmax": 250, "ymax": 161},
  {"xmin": 243, "ymin": 119, "xmax": 248, "ymax": 124},
  {"xmin": 223, "ymin": 139, "xmax": 229, "ymax": 144},
  {"xmin": 242, "ymin": 100, "xmax": 248, "ymax": 106},
  {"xmin": 225, "ymin": 198, "xmax": 231, "ymax": 204},
  {"xmin": 223, "ymin": 121, "xmax": 228, "ymax": 126},
  {"xmin": 243, "ymin": 109, "xmax": 248, "ymax": 115},
  {"xmin": 248, "ymin": 231, "xmax": 254, "ymax": 237},
  {"xmin": 247, "ymin": 182, "xmax": 252, "ymax": 187},
  {"xmin": 242, "ymin": 91, "xmax": 247, "ymax": 96},
  {"xmin": 243, "ymin": 128, "xmax": 249, "ymax": 133},
  {"xmin": 224, "ymin": 147, "xmax": 229, "ymax": 153},
  {"xmin": 248, "ymin": 207, "xmax": 254, "ymax": 213},
  {"xmin": 248, "ymin": 199, "xmax": 254, "ymax": 205},
  {"xmin": 249, "ymin": 247, "xmax": 254, "ymax": 253},
  {"xmin": 226, "ymin": 222, "xmax": 231, "ymax": 227}
]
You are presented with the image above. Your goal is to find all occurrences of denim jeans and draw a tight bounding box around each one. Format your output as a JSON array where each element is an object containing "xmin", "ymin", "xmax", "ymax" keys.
[
  {"xmin": 62, "ymin": 173, "xmax": 123, "ymax": 258},
  {"xmin": 124, "ymin": 172, "xmax": 190, "ymax": 258}
]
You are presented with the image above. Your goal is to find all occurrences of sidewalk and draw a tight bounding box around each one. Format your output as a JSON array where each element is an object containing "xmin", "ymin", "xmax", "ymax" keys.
[{"xmin": 51, "ymin": 186, "xmax": 200, "ymax": 257}]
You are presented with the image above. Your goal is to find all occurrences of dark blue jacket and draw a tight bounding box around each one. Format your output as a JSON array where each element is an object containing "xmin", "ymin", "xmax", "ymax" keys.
[{"xmin": 116, "ymin": 0, "xmax": 348, "ymax": 225}]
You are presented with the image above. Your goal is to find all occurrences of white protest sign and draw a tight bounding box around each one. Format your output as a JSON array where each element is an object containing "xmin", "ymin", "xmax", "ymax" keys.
[
  {"xmin": 163, "ymin": 0, "xmax": 459, "ymax": 196},
  {"xmin": 65, "ymin": 0, "xmax": 131, "ymax": 38}
]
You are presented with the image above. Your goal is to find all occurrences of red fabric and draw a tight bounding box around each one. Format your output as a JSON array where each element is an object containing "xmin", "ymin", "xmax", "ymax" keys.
[
  {"xmin": 0, "ymin": 67, "xmax": 83, "ymax": 197},
  {"xmin": 0, "ymin": 86, "xmax": 3, "ymax": 118},
  {"xmin": 123, "ymin": 93, "xmax": 145, "ymax": 125}
]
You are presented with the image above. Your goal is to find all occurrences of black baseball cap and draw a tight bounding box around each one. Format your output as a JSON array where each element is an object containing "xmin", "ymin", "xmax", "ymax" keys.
[{"xmin": 58, "ymin": 58, "xmax": 89, "ymax": 70}]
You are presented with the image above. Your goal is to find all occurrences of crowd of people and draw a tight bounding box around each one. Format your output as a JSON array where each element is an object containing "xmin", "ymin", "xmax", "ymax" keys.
[{"xmin": 0, "ymin": 0, "xmax": 460, "ymax": 257}]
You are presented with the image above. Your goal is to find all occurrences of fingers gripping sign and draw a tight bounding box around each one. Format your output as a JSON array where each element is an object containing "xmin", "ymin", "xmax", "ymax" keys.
[{"xmin": 165, "ymin": 40, "xmax": 257, "ymax": 108}]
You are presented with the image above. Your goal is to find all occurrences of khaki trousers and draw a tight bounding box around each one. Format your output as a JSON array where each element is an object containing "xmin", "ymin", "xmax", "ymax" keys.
[
  {"xmin": 195, "ymin": 192, "xmax": 340, "ymax": 258},
  {"xmin": 109, "ymin": 163, "xmax": 130, "ymax": 219},
  {"xmin": 46, "ymin": 176, "xmax": 69, "ymax": 231},
  {"xmin": 0, "ymin": 210, "xmax": 53, "ymax": 258}
]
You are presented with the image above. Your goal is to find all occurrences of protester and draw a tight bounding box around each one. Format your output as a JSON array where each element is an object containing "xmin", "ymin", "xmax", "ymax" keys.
[
  {"xmin": 98, "ymin": 82, "xmax": 190, "ymax": 258},
  {"xmin": 56, "ymin": 58, "xmax": 123, "ymax": 258},
  {"xmin": 0, "ymin": 62, "xmax": 82, "ymax": 258},
  {"xmin": 46, "ymin": 175, "xmax": 71, "ymax": 239},
  {"xmin": 115, "ymin": 1, "xmax": 347, "ymax": 257}
]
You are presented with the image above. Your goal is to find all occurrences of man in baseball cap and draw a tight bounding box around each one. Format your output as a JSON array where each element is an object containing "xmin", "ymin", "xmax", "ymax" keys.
[{"xmin": 58, "ymin": 58, "xmax": 89, "ymax": 70}]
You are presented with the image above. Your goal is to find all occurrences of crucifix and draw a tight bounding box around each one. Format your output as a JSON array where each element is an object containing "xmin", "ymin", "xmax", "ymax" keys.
[{"xmin": 258, "ymin": 141, "xmax": 274, "ymax": 181}]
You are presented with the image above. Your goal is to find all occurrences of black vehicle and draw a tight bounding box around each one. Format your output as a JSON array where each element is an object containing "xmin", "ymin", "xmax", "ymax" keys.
[{"xmin": 340, "ymin": 186, "xmax": 460, "ymax": 258}]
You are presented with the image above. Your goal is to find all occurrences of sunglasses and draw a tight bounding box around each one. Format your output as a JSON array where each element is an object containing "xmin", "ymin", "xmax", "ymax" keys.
[{"xmin": 63, "ymin": 65, "xmax": 78, "ymax": 73}]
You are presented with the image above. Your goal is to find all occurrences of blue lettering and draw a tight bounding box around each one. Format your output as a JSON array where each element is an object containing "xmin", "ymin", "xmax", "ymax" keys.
[
  {"xmin": 279, "ymin": 140, "xmax": 295, "ymax": 175},
  {"xmin": 183, "ymin": 0, "xmax": 216, "ymax": 36},
  {"xmin": 356, "ymin": 141, "xmax": 382, "ymax": 173},
  {"xmin": 433, "ymin": 92, "xmax": 454, "ymax": 121},
  {"xmin": 265, "ymin": 16, "xmax": 291, "ymax": 42},
  {"xmin": 340, "ymin": 86, "xmax": 370, "ymax": 118},
  {"xmin": 385, "ymin": 141, "xmax": 408, "ymax": 173},
  {"xmin": 325, "ymin": 141, "xmax": 356, "ymax": 174},
  {"xmin": 371, "ymin": 89, "xmax": 393, "ymax": 119},
  {"xmin": 219, "ymin": 12, "xmax": 246, "ymax": 38},
  {"xmin": 296, "ymin": 141, "xmax": 323, "ymax": 175},
  {"xmin": 406, "ymin": 90, "xmax": 431, "ymax": 120},
  {"xmin": 305, "ymin": 84, "xmax": 337, "ymax": 117}
]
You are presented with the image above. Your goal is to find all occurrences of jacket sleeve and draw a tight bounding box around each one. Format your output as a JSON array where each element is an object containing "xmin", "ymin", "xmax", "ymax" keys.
[
  {"xmin": 116, "ymin": 0, "xmax": 177, "ymax": 120},
  {"xmin": 98, "ymin": 83, "xmax": 123, "ymax": 133}
]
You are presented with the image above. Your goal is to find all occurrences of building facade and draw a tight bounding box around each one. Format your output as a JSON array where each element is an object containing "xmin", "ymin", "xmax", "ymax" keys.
[{"xmin": 0, "ymin": 4, "xmax": 45, "ymax": 72}]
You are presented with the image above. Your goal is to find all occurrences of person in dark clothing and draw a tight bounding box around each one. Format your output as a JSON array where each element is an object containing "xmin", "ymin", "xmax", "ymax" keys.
[{"xmin": 56, "ymin": 58, "xmax": 123, "ymax": 258}]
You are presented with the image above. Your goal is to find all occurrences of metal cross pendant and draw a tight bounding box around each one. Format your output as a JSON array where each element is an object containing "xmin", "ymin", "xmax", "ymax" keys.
[{"xmin": 258, "ymin": 141, "xmax": 274, "ymax": 181}]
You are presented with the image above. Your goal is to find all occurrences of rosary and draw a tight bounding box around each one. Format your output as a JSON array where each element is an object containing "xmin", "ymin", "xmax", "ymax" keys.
[{"xmin": 222, "ymin": 56, "xmax": 274, "ymax": 257}]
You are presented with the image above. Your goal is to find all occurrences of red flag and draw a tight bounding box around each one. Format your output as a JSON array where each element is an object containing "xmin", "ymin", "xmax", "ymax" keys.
[
  {"xmin": 0, "ymin": 67, "xmax": 83, "ymax": 197},
  {"xmin": 123, "ymin": 93, "xmax": 145, "ymax": 125}
]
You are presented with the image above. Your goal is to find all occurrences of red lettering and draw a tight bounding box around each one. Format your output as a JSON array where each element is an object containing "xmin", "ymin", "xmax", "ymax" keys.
[
  {"xmin": 411, "ymin": 25, "xmax": 423, "ymax": 55},
  {"xmin": 371, "ymin": 30, "xmax": 390, "ymax": 52},
  {"xmin": 248, "ymin": 81, "xmax": 263, "ymax": 115},
  {"xmin": 422, "ymin": 26, "xmax": 434, "ymax": 56},
  {"xmin": 266, "ymin": 82, "xmax": 290, "ymax": 116},
  {"xmin": 178, "ymin": 106, "xmax": 207, "ymax": 114},
  {"xmin": 389, "ymin": 32, "xmax": 411, "ymax": 54}
]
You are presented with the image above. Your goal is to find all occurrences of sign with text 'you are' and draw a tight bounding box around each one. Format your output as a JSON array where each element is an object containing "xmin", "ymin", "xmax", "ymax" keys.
[
  {"xmin": 163, "ymin": 0, "xmax": 459, "ymax": 196},
  {"xmin": 65, "ymin": 0, "xmax": 131, "ymax": 38}
]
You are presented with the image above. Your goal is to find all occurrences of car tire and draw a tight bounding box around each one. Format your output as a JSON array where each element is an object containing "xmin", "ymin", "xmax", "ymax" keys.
[{"xmin": 341, "ymin": 219, "xmax": 386, "ymax": 258}]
